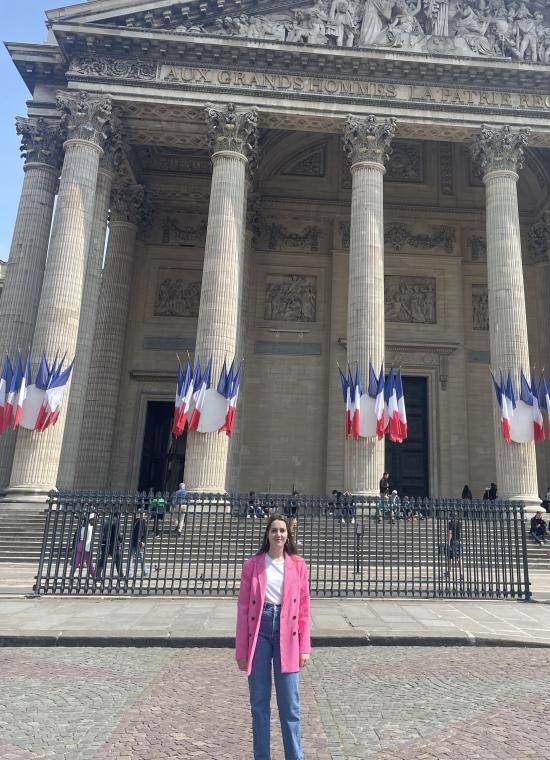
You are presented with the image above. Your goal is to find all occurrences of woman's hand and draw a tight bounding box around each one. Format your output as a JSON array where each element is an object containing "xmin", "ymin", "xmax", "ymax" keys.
[
  {"xmin": 299, "ymin": 653, "xmax": 310, "ymax": 668},
  {"xmin": 237, "ymin": 658, "xmax": 248, "ymax": 671}
]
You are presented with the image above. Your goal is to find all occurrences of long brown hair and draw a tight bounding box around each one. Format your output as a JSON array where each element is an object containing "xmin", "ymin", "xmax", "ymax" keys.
[{"xmin": 256, "ymin": 514, "xmax": 298, "ymax": 556}]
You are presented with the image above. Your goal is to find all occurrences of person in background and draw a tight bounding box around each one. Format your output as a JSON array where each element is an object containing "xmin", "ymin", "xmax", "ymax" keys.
[
  {"xmin": 377, "ymin": 472, "xmax": 391, "ymax": 523},
  {"xmin": 530, "ymin": 511, "xmax": 548, "ymax": 545},
  {"xmin": 482, "ymin": 486, "xmax": 490, "ymax": 500},
  {"xmin": 128, "ymin": 511, "xmax": 150, "ymax": 578},
  {"xmin": 390, "ymin": 490, "xmax": 401, "ymax": 522},
  {"xmin": 461, "ymin": 484, "xmax": 473, "ymax": 500},
  {"xmin": 446, "ymin": 513, "xmax": 464, "ymax": 581},
  {"xmin": 150, "ymin": 491, "xmax": 166, "ymax": 536},
  {"xmin": 247, "ymin": 491, "xmax": 264, "ymax": 520},
  {"xmin": 236, "ymin": 514, "xmax": 311, "ymax": 760},
  {"xmin": 72, "ymin": 512, "xmax": 96, "ymax": 577},
  {"xmin": 488, "ymin": 482, "xmax": 498, "ymax": 501},
  {"xmin": 173, "ymin": 482, "xmax": 189, "ymax": 536},
  {"xmin": 97, "ymin": 511, "xmax": 124, "ymax": 578},
  {"xmin": 380, "ymin": 472, "xmax": 390, "ymax": 497}
]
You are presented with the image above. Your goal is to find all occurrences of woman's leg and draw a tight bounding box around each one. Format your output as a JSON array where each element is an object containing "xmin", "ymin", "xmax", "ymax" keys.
[
  {"xmin": 273, "ymin": 633, "xmax": 303, "ymax": 759},
  {"xmin": 248, "ymin": 618, "xmax": 274, "ymax": 760}
]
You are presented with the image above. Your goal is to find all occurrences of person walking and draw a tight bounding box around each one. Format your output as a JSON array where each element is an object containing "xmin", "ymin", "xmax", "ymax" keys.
[
  {"xmin": 461, "ymin": 484, "xmax": 473, "ymax": 500},
  {"xmin": 173, "ymin": 482, "xmax": 189, "ymax": 536},
  {"xmin": 97, "ymin": 511, "xmax": 124, "ymax": 579},
  {"xmin": 127, "ymin": 511, "xmax": 150, "ymax": 579},
  {"xmin": 236, "ymin": 514, "xmax": 311, "ymax": 760}
]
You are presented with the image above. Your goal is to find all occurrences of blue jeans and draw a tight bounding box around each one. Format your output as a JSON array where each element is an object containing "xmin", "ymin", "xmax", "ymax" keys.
[{"xmin": 248, "ymin": 604, "xmax": 303, "ymax": 760}]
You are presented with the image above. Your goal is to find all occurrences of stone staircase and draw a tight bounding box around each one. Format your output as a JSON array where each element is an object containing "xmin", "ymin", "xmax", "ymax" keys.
[{"xmin": 0, "ymin": 505, "xmax": 46, "ymax": 564}]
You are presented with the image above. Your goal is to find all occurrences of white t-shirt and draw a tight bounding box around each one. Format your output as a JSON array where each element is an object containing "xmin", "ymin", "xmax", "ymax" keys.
[
  {"xmin": 80, "ymin": 524, "xmax": 93, "ymax": 552},
  {"xmin": 265, "ymin": 554, "xmax": 285, "ymax": 605}
]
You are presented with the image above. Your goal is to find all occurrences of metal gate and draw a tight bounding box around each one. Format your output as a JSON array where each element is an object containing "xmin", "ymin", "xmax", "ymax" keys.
[{"xmin": 35, "ymin": 491, "xmax": 531, "ymax": 600}]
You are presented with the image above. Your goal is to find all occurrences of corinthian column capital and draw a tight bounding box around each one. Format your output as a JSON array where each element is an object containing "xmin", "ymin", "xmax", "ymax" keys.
[
  {"xmin": 471, "ymin": 124, "xmax": 530, "ymax": 178},
  {"xmin": 15, "ymin": 117, "xmax": 64, "ymax": 169},
  {"xmin": 205, "ymin": 103, "xmax": 258, "ymax": 170},
  {"xmin": 110, "ymin": 184, "xmax": 151, "ymax": 228},
  {"xmin": 56, "ymin": 90, "xmax": 112, "ymax": 148},
  {"xmin": 100, "ymin": 112, "xmax": 128, "ymax": 173},
  {"xmin": 343, "ymin": 114, "xmax": 397, "ymax": 168}
]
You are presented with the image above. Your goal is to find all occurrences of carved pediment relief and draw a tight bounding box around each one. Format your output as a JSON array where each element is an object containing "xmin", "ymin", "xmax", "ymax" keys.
[{"xmin": 51, "ymin": 0, "xmax": 550, "ymax": 62}]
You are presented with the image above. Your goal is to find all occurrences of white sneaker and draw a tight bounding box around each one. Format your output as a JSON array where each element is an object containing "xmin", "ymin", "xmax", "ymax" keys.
[{"xmin": 351, "ymin": 518, "xmax": 355, "ymax": 524}]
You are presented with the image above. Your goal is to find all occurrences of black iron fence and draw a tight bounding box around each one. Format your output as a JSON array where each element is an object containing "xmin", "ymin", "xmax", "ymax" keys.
[{"xmin": 34, "ymin": 491, "xmax": 531, "ymax": 600}]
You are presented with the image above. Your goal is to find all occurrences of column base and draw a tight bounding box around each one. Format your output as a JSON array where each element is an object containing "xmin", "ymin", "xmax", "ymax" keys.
[{"xmin": 503, "ymin": 493, "xmax": 543, "ymax": 514}]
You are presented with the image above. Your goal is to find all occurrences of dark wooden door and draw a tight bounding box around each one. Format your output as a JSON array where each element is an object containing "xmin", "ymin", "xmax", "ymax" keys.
[
  {"xmin": 138, "ymin": 401, "xmax": 186, "ymax": 492},
  {"xmin": 385, "ymin": 376, "xmax": 429, "ymax": 497}
]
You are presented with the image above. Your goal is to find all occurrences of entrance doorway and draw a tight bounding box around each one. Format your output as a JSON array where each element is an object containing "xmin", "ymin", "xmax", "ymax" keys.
[
  {"xmin": 138, "ymin": 401, "xmax": 186, "ymax": 492},
  {"xmin": 385, "ymin": 376, "xmax": 429, "ymax": 497}
]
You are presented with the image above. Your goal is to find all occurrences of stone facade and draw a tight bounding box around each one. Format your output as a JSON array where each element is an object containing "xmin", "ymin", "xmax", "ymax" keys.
[{"xmin": 2, "ymin": 0, "xmax": 550, "ymax": 506}]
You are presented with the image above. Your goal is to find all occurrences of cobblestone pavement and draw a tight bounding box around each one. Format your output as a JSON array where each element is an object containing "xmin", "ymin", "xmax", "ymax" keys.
[{"xmin": 1, "ymin": 647, "xmax": 550, "ymax": 759}]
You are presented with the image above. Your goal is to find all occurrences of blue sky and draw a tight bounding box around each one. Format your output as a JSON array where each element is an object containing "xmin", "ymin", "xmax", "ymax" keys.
[{"xmin": 1, "ymin": 1, "xmax": 67, "ymax": 261}]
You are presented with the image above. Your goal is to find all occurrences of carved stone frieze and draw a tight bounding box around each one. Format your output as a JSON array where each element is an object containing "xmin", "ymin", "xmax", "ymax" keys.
[
  {"xmin": 161, "ymin": 216, "xmax": 208, "ymax": 246},
  {"xmin": 110, "ymin": 184, "xmax": 151, "ymax": 228},
  {"xmin": 155, "ymin": 269, "xmax": 202, "ymax": 317},
  {"xmin": 268, "ymin": 222, "xmax": 322, "ymax": 252},
  {"xmin": 472, "ymin": 284, "xmax": 489, "ymax": 330},
  {"xmin": 385, "ymin": 275, "xmax": 436, "ymax": 324},
  {"xmin": 439, "ymin": 143, "xmax": 454, "ymax": 195},
  {"xmin": 280, "ymin": 145, "xmax": 326, "ymax": 177},
  {"xmin": 385, "ymin": 223, "xmax": 456, "ymax": 254},
  {"xmin": 56, "ymin": 91, "xmax": 112, "ymax": 148},
  {"xmin": 343, "ymin": 114, "xmax": 396, "ymax": 167},
  {"xmin": 118, "ymin": 0, "xmax": 550, "ymax": 62},
  {"xmin": 468, "ymin": 234, "xmax": 487, "ymax": 262},
  {"xmin": 15, "ymin": 117, "xmax": 64, "ymax": 169},
  {"xmin": 69, "ymin": 56, "xmax": 156, "ymax": 81},
  {"xmin": 471, "ymin": 124, "xmax": 530, "ymax": 177},
  {"xmin": 205, "ymin": 103, "xmax": 258, "ymax": 170},
  {"xmin": 137, "ymin": 147, "xmax": 211, "ymax": 175},
  {"xmin": 264, "ymin": 274, "xmax": 317, "ymax": 322},
  {"xmin": 528, "ymin": 209, "xmax": 550, "ymax": 262},
  {"xmin": 385, "ymin": 140, "xmax": 424, "ymax": 182}
]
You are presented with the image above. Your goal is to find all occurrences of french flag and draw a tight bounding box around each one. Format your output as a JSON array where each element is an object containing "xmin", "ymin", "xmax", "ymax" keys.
[
  {"xmin": 36, "ymin": 361, "xmax": 74, "ymax": 432},
  {"xmin": 221, "ymin": 363, "xmax": 242, "ymax": 438},
  {"xmin": 395, "ymin": 370, "xmax": 408, "ymax": 442},
  {"xmin": 492, "ymin": 372, "xmax": 511, "ymax": 444},
  {"xmin": 531, "ymin": 371, "xmax": 545, "ymax": 442},
  {"xmin": 338, "ymin": 366, "xmax": 349, "ymax": 438},
  {"xmin": 4, "ymin": 353, "xmax": 23, "ymax": 431},
  {"xmin": 20, "ymin": 353, "xmax": 49, "ymax": 430},
  {"xmin": 173, "ymin": 359, "xmax": 192, "ymax": 438},
  {"xmin": 538, "ymin": 373, "xmax": 550, "ymax": 436},
  {"xmin": 385, "ymin": 369, "xmax": 401, "ymax": 443},
  {"xmin": 352, "ymin": 366, "xmax": 362, "ymax": 440},
  {"xmin": 188, "ymin": 357, "xmax": 212, "ymax": 431},
  {"xmin": 374, "ymin": 365, "xmax": 385, "ymax": 440},
  {"xmin": 346, "ymin": 367, "xmax": 354, "ymax": 439},
  {"xmin": 13, "ymin": 353, "xmax": 31, "ymax": 430},
  {"xmin": 0, "ymin": 355, "xmax": 13, "ymax": 432}
]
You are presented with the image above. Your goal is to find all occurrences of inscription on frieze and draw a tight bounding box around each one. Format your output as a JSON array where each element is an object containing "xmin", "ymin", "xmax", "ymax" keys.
[
  {"xmin": 472, "ymin": 284, "xmax": 489, "ymax": 331},
  {"xmin": 264, "ymin": 274, "xmax": 317, "ymax": 323},
  {"xmin": 155, "ymin": 269, "xmax": 202, "ymax": 317},
  {"xmin": 385, "ymin": 223, "xmax": 456, "ymax": 254},
  {"xmin": 385, "ymin": 276, "xmax": 436, "ymax": 324},
  {"xmin": 266, "ymin": 221, "xmax": 323, "ymax": 253}
]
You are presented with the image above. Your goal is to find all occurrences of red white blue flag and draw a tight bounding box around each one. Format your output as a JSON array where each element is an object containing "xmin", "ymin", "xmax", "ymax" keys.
[
  {"xmin": 492, "ymin": 372, "xmax": 511, "ymax": 444},
  {"xmin": 395, "ymin": 370, "xmax": 408, "ymax": 443},
  {"xmin": 374, "ymin": 365, "xmax": 385, "ymax": 440},
  {"xmin": 4, "ymin": 353, "xmax": 23, "ymax": 431},
  {"xmin": 531, "ymin": 371, "xmax": 545, "ymax": 442},
  {"xmin": 0, "ymin": 355, "xmax": 13, "ymax": 432},
  {"xmin": 385, "ymin": 368, "xmax": 401, "ymax": 443},
  {"xmin": 352, "ymin": 366, "xmax": 362, "ymax": 440},
  {"xmin": 13, "ymin": 353, "xmax": 31, "ymax": 430},
  {"xmin": 35, "ymin": 360, "xmax": 74, "ymax": 432},
  {"xmin": 538, "ymin": 373, "xmax": 550, "ymax": 437},
  {"xmin": 220, "ymin": 362, "xmax": 242, "ymax": 438},
  {"xmin": 188, "ymin": 357, "xmax": 212, "ymax": 431}
]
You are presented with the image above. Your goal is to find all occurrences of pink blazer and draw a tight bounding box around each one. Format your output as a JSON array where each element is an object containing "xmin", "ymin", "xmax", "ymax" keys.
[{"xmin": 235, "ymin": 552, "xmax": 311, "ymax": 675}]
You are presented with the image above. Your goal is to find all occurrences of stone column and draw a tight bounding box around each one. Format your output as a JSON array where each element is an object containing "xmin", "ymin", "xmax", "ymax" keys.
[
  {"xmin": 75, "ymin": 184, "xmax": 149, "ymax": 489},
  {"xmin": 471, "ymin": 125, "xmax": 539, "ymax": 507},
  {"xmin": 0, "ymin": 118, "xmax": 63, "ymax": 491},
  {"xmin": 184, "ymin": 103, "xmax": 258, "ymax": 493},
  {"xmin": 57, "ymin": 123, "xmax": 126, "ymax": 489},
  {"xmin": 5, "ymin": 92, "xmax": 112, "ymax": 501},
  {"xmin": 342, "ymin": 114, "xmax": 396, "ymax": 496}
]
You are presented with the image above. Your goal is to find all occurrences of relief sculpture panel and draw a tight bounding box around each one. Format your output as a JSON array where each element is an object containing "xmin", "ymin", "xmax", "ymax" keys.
[
  {"xmin": 264, "ymin": 274, "xmax": 317, "ymax": 322},
  {"xmin": 385, "ymin": 275, "xmax": 436, "ymax": 324},
  {"xmin": 472, "ymin": 284, "xmax": 489, "ymax": 330},
  {"xmin": 155, "ymin": 268, "xmax": 202, "ymax": 317},
  {"xmin": 122, "ymin": 1, "xmax": 550, "ymax": 62}
]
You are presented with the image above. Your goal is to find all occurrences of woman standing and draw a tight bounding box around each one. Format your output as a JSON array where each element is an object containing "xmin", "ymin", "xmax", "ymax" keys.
[{"xmin": 236, "ymin": 514, "xmax": 311, "ymax": 760}]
